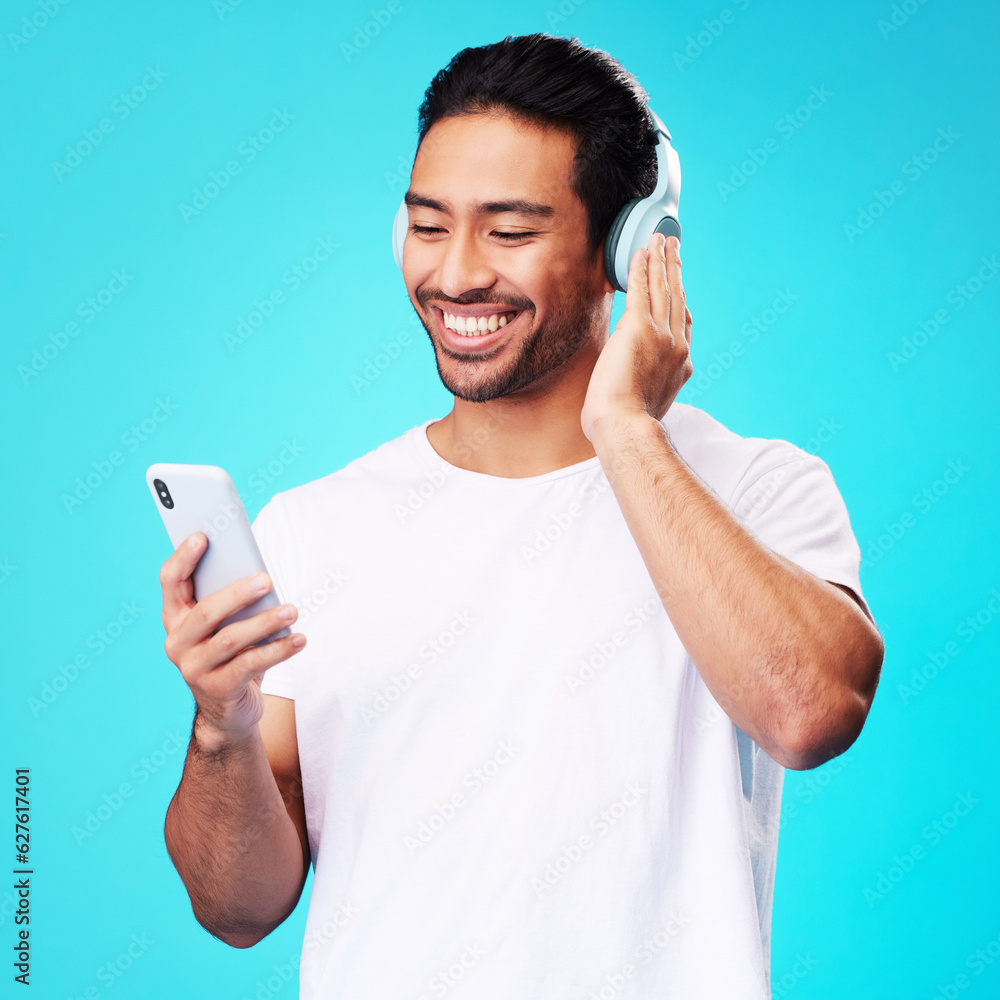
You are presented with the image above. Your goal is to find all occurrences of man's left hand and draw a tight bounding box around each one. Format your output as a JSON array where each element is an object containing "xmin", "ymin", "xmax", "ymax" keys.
[{"xmin": 581, "ymin": 232, "xmax": 693, "ymax": 442}]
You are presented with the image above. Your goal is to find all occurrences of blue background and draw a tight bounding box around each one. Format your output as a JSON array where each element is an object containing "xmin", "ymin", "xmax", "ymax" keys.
[{"xmin": 3, "ymin": 1, "xmax": 998, "ymax": 997}]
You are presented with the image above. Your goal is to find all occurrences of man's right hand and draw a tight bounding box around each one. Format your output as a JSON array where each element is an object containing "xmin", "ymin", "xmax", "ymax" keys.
[{"xmin": 159, "ymin": 531, "xmax": 306, "ymax": 747}]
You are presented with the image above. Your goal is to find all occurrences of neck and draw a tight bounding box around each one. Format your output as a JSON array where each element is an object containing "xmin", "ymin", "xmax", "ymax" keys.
[{"xmin": 426, "ymin": 339, "xmax": 603, "ymax": 478}]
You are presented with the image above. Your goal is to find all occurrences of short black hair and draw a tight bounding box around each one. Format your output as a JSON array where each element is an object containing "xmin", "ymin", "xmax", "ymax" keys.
[{"xmin": 415, "ymin": 32, "xmax": 659, "ymax": 260}]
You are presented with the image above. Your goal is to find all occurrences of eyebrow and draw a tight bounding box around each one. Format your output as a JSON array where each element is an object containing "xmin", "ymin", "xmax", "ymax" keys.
[{"xmin": 404, "ymin": 189, "xmax": 555, "ymax": 220}]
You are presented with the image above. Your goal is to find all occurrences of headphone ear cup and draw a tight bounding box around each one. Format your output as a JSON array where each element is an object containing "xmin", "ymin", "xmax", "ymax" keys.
[
  {"xmin": 653, "ymin": 216, "xmax": 682, "ymax": 244},
  {"xmin": 603, "ymin": 198, "xmax": 642, "ymax": 293}
]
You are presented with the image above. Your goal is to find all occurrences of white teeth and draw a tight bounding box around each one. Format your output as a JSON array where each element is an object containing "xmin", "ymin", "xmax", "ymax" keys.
[{"xmin": 443, "ymin": 311, "xmax": 515, "ymax": 336}]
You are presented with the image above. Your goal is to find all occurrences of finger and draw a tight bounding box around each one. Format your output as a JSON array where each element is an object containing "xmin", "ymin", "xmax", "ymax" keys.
[
  {"xmin": 201, "ymin": 601, "xmax": 300, "ymax": 673},
  {"xmin": 666, "ymin": 236, "xmax": 686, "ymax": 344},
  {"xmin": 167, "ymin": 570, "xmax": 276, "ymax": 662},
  {"xmin": 684, "ymin": 306, "xmax": 693, "ymax": 348},
  {"xmin": 624, "ymin": 245, "xmax": 651, "ymax": 321},
  {"xmin": 160, "ymin": 532, "xmax": 207, "ymax": 633},
  {"xmin": 646, "ymin": 232, "xmax": 671, "ymax": 330},
  {"xmin": 184, "ymin": 631, "xmax": 307, "ymax": 712},
  {"xmin": 208, "ymin": 632, "xmax": 307, "ymax": 694}
]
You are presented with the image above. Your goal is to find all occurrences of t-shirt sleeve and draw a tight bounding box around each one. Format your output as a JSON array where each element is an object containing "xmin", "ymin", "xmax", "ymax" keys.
[
  {"xmin": 250, "ymin": 499, "xmax": 296, "ymax": 700},
  {"xmin": 730, "ymin": 451, "xmax": 874, "ymax": 625}
]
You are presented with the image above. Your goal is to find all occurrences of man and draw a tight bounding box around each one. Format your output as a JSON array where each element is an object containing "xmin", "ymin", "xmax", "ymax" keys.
[{"xmin": 160, "ymin": 33, "xmax": 883, "ymax": 1000}]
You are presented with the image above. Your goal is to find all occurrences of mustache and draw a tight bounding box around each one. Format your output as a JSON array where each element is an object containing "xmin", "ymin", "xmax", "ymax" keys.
[{"xmin": 417, "ymin": 290, "xmax": 534, "ymax": 312}]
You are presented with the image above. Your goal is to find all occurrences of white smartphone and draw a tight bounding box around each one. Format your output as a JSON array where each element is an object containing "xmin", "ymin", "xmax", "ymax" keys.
[{"xmin": 146, "ymin": 463, "xmax": 291, "ymax": 647}]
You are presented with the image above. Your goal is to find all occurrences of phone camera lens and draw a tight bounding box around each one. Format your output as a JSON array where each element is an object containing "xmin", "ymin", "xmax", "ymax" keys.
[{"xmin": 154, "ymin": 478, "xmax": 174, "ymax": 509}]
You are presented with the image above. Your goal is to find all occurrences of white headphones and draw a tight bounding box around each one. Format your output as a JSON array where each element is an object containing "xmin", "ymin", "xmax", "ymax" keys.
[{"xmin": 392, "ymin": 106, "xmax": 680, "ymax": 293}]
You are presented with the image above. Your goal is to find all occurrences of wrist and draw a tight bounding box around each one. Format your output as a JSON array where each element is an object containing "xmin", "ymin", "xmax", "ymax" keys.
[
  {"xmin": 587, "ymin": 408, "xmax": 667, "ymax": 459},
  {"xmin": 192, "ymin": 708, "xmax": 258, "ymax": 757}
]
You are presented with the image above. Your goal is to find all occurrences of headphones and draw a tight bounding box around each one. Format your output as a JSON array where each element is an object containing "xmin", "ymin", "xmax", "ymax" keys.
[{"xmin": 391, "ymin": 106, "xmax": 680, "ymax": 294}]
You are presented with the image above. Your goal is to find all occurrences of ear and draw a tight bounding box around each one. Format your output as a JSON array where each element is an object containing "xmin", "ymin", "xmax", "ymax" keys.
[{"xmin": 587, "ymin": 237, "xmax": 617, "ymax": 296}]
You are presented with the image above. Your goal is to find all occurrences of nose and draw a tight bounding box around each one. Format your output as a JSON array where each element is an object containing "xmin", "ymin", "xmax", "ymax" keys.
[{"xmin": 435, "ymin": 223, "xmax": 498, "ymax": 300}]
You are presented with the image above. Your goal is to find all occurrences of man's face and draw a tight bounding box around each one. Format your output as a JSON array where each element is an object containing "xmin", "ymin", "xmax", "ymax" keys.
[{"xmin": 402, "ymin": 111, "xmax": 613, "ymax": 403}]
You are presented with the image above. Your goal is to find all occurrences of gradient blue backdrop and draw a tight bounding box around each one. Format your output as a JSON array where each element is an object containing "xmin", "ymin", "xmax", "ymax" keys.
[{"xmin": 3, "ymin": 1, "xmax": 998, "ymax": 998}]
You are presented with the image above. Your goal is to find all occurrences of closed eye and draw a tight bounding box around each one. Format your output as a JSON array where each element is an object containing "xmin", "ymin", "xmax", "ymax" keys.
[{"xmin": 410, "ymin": 225, "xmax": 538, "ymax": 242}]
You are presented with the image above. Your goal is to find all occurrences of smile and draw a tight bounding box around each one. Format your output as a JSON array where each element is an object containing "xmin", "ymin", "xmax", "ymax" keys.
[
  {"xmin": 432, "ymin": 307, "xmax": 525, "ymax": 352},
  {"xmin": 443, "ymin": 309, "xmax": 518, "ymax": 335}
]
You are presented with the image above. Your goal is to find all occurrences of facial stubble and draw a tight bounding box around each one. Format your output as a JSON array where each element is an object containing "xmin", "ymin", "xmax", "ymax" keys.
[{"xmin": 417, "ymin": 282, "xmax": 606, "ymax": 403}]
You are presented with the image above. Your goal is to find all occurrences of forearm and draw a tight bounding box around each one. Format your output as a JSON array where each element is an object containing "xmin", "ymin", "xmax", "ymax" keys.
[
  {"xmin": 163, "ymin": 711, "xmax": 307, "ymax": 947},
  {"xmin": 591, "ymin": 411, "xmax": 881, "ymax": 769}
]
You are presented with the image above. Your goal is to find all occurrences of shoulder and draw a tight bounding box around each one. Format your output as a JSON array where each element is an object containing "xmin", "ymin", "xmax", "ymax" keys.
[
  {"xmin": 662, "ymin": 402, "xmax": 829, "ymax": 508},
  {"xmin": 256, "ymin": 420, "xmax": 430, "ymax": 526}
]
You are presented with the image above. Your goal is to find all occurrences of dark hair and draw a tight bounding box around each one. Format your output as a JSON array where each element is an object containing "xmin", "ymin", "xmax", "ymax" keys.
[{"xmin": 415, "ymin": 33, "xmax": 659, "ymax": 260}]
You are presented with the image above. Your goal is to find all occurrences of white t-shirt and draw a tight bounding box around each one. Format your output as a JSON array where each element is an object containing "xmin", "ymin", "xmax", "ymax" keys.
[{"xmin": 252, "ymin": 402, "xmax": 870, "ymax": 1000}]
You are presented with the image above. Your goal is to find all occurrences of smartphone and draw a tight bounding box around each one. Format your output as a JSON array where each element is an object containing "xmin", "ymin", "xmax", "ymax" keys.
[{"xmin": 146, "ymin": 463, "xmax": 291, "ymax": 647}]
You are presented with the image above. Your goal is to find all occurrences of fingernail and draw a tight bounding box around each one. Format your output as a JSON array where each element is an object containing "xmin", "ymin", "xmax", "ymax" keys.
[
  {"xmin": 188, "ymin": 534, "xmax": 201, "ymax": 549},
  {"xmin": 252, "ymin": 573, "xmax": 269, "ymax": 592}
]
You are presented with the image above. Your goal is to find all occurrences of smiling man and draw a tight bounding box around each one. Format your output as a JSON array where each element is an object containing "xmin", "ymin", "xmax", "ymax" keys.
[{"xmin": 160, "ymin": 32, "xmax": 883, "ymax": 1000}]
